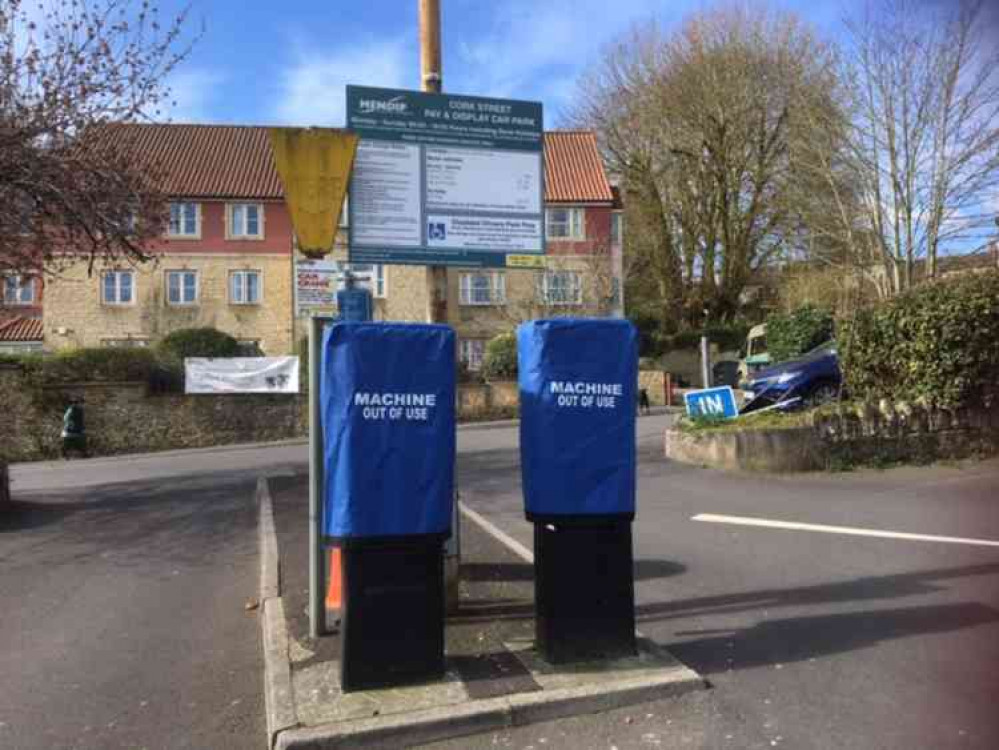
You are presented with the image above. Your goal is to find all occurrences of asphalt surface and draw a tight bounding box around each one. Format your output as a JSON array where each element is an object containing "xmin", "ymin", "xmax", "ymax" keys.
[
  {"xmin": 0, "ymin": 467, "xmax": 266, "ymax": 750},
  {"xmin": 430, "ymin": 414, "xmax": 999, "ymax": 750},
  {"xmin": 6, "ymin": 417, "xmax": 998, "ymax": 750}
]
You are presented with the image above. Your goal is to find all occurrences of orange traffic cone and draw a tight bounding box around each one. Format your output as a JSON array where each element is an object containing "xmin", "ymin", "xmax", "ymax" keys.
[{"xmin": 326, "ymin": 548, "xmax": 342, "ymax": 610}]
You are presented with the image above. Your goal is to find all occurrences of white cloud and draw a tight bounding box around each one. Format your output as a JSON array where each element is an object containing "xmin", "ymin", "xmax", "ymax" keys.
[
  {"xmin": 275, "ymin": 38, "xmax": 411, "ymax": 126},
  {"xmin": 162, "ymin": 69, "xmax": 226, "ymax": 123},
  {"xmin": 451, "ymin": 0, "xmax": 669, "ymax": 123}
]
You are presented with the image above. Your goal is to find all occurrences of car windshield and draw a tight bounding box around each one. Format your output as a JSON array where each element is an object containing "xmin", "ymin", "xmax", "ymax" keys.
[{"xmin": 804, "ymin": 341, "xmax": 836, "ymax": 358}]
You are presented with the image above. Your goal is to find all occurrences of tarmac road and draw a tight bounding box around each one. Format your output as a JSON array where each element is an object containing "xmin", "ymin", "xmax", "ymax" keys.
[
  {"xmin": 431, "ymin": 413, "xmax": 999, "ymax": 750},
  {"xmin": 0, "ymin": 468, "xmax": 266, "ymax": 750}
]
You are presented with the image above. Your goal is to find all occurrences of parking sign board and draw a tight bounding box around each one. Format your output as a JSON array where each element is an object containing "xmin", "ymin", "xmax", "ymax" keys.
[
  {"xmin": 346, "ymin": 85, "xmax": 544, "ymax": 268},
  {"xmin": 684, "ymin": 386, "xmax": 739, "ymax": 419}
]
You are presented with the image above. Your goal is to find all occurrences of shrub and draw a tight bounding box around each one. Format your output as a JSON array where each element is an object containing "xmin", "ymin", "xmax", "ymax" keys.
[
  {"xmin": 840, "ymin": 270, "xmax": 999, "ymax": 409},
  {"xmin": 41, "ymin": 347, "xmax": 161, "ymax": 383},
  {"xmin": 157, "ymin": 327, "xmax": 242, "ymax": 362},
  {"xmin": 482, "ymin": 332, "xmax": 517, "ymax": 380},
  {"xmin": 765, "ymin": 305, "xmax": 834, "ymax": 364}
]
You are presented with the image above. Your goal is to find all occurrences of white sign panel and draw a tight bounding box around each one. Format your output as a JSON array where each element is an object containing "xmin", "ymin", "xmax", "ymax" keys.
[
  {"xmin": 424, "ymin": 147, "xmax": 541, "ymax": 215},
  {"xmin": 295, "ymin": 259, "xmax": 338, "ymax": 315},
  {"xmin": 350, "ymin": 141, "xmax": 422, "ymax": 247},
  {"xmin": 347, "ymin": 85, "xmax": 544, "ymax": 268},
  {"xmin": 185, "ymin": 357, "xmax": 300, "ymax": 394}
]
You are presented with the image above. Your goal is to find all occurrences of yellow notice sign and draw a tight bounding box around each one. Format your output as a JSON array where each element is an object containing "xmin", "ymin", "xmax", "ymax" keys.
[
  {"xmin": 506, "ymin": 254, "xmax": 545, "ymax": 268},
  {"xmin": 269, "ymin": 128, "xmax": 358, "ymax": 257}
]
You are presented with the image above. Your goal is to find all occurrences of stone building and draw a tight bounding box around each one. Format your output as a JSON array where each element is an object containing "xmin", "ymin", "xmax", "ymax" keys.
[{"xmin": 39, "ymin": 124, "xmax": 623, "ymax": 367}]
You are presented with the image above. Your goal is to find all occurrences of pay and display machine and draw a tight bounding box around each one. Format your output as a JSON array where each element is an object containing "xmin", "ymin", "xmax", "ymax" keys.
[
  {"xmin": 518, "ymin": 318, "xmax": 639, "ymax": 663},
  {"xmin": 321, "ymin": 322, "xmax": 456, "ymax": 690}
]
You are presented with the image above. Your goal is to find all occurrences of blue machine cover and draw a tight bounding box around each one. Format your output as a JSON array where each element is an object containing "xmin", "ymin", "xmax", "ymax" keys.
[
  {"xmin": 322, "ymin": 323, "xmax": 456, "ymax": 541},
  {"xmin": 518, "ymin": 318, "xmax": 638, "ymax": 519}
]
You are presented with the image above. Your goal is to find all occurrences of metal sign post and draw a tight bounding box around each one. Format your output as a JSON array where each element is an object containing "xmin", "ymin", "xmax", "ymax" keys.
[{"xmin": 308, "ymin": 315, "xmax": 334, "ymax": 638}]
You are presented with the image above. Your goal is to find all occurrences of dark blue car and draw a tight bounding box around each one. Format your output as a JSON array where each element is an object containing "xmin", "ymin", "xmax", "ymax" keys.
[{"xmin": 741, "ymin": 342, "xmax": 841, "ymax": 413}]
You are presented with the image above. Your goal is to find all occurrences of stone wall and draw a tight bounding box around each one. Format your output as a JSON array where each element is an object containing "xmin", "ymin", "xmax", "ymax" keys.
[
  {"xmin": 664, "ymin": 399, "xmax": 999, "ymax": 472},
  {"xmin": 0, "ymin": 368, "xmax": 526, "ymax": 463}
]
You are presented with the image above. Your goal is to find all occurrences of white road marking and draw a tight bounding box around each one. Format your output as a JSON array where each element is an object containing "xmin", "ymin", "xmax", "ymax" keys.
[
  {"xmin": 692, "ymin": 513, "xmax": 999, "ymax": 548},
  {"xmin": 459, "ymin": 502, "xmax": 535, "ymax": 563}
]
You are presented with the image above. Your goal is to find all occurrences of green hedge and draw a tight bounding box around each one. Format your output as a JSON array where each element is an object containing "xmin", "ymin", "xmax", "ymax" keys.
[
  {"xmin": 158, "ymin": 327, "xmax": 242, "ymax": 361},
  {"xmin": 482, "ymin": 332, "xmax": 517, "ymax": 380},
  {"xmin": 766, "ymin": 305, "xmax": 834, "ymax": 364},
  {"xmin": 840, "ymin": 270, "xmax": 999, "ymax": 408},
  {"xmin": 1, "ymin": 348, "xmax": 161, "ymax": 384}
]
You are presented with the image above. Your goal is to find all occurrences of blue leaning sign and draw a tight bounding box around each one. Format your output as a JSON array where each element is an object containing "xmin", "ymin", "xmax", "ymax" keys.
[
  {"xmin": 321, "ymin": 322, "xmax": 456, "ymax": 542},
  {"xmin": 336, "ymin": 286, "xmax": 372, "ymax": 322},
  {"xmin": 684, "ymin": 386, "xmax": 739, "ymax": 419}
]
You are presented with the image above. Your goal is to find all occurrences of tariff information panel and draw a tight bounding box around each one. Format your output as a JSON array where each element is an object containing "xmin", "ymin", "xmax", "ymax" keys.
[{"xmin": 347, "ymin": 85, "xmax": 544, "ymax": 268}]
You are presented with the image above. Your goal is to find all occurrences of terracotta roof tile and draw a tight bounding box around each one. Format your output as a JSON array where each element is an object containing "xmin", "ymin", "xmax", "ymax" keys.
[
  {"xmin": 0, "ymin": 316, "xmax": 43, "ymax": 342},
  {"xmin": 543, "ymin": 131, "xmax": 614, "ymax": 204},
  {"xmin": 99, "ymin": 124, "xmax": 615, "ymax": 204}
]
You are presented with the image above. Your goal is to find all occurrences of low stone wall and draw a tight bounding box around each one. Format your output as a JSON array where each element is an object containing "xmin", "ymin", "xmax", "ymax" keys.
[
  {"xmin": 0, "ymin": 461, "xmax": 9, "ymax": 506},
  {"xmin": 664, "ymin": 400, "xmax": 999, "ymax": 472},
  {"xmin": 664, "ymin": 426, "xmax": 823, "ymax": 472},
  {"xmin": 0, "ymin": 368, "xmax": 524, "ymax": 462}
]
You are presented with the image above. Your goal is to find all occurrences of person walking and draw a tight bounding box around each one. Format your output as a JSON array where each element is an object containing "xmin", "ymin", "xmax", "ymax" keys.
[{"xmin": 61, "ymin": 397, "xmax": 87, "ymax": 459}]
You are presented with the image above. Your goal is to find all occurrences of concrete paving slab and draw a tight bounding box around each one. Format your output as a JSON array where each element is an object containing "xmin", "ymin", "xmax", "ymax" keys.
[{"xmin": 293, "ymin": 661, "xmax": 468, "ymax": 726}]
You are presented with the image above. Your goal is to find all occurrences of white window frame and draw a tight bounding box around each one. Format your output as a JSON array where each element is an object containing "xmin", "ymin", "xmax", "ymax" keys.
[
  {"xmin": 100, "ymin": 337, "xmax": 150, "ymax": 348},
  {"xmin": 101, "ymin": 270, "xmax": 135, "ymax": 306},
  {"xmin": 168, "ymin": 202, "xmax": 201, "ymax": 239},
  {"xmin": 459, "ymin": 271, "xmax": 506, "ymax": 306},
  {"xmin": 611, "ymin": 211, "xmax": 623, "ymax": 245},
  {"xmin": 2, "ymin": 275, "xmax": 34, "ymax": 305},
  {"xmin": 545, "ymin": 207, "xmax": 585, "ymax": 241},
  {"xmin": 230, "ymin": 270, "xmax": 263, "ymax": 305},
  {"xmin": 166, "ymin": 270, "xmax": 199, "ymax": 306},
  {"xmin": 539, "ymin": 270, "xmax": 583, "ymax": 306},
  {"xmin": 459, "ymin": 339, "xmax": 487, "ymax": 371},
  {"xmin": 334, "ymin": 262, "xmax": 386, "ymax": 299},
  {"xmin": 227, "ymin": 203, "xmax": 264, "ymax": 240}
]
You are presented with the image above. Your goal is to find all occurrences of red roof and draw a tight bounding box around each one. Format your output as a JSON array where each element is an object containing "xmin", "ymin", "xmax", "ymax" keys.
[
  {"xmin": 543, "ymin": 131, "xmax": 614, "ymax": 204},
  {"xmin": 98, "ymin": 124, "xmax": 615, "ymax": 204},
  {"xmin": 0, "ymin": 316, "xmax": 43, "ymax": 343}
]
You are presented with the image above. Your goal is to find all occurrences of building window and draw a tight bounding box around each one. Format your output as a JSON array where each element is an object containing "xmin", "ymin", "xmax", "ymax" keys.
[
  {"xmin": 228, "ymin": 203, "xmax": 263, "ymax": 239},
  {"xmin": 230, "ymin": 270, "xmax": 262, "ymax": 305},
  {"xmin": 539, "ymin": 270, "xmax": 583, "ymax": 305},
  {"xmin": 339, "ymin": 195, "xmax": 349, "ymax": 229},
  {"xmin": 168, "ymin": 202, "xmax": 200, "ymax": 238},
  {"xmin": 166, "ymin": 270, "xmax": 198, "ymax": 305},
  {"xmin": 102, "ymin": 270, "xmax": 134, "ymax": 305},
  {"xmin": 545, "ymin": 207, "xmax": 585, "ymax": 240},
  {"xmin": 2, "ymin": 275, "xmax": 34, "ymax": 305},
  {"xmin": 460, "ymin": 339, "xmax": 486, "ymax": 371},
  {"xmin": 459, "ymin": 272, "xmax": 506, "ymax": 306},
  {"xmin": 611, "ymin": 212, "xmax": 623, "ymax": 245},
  {"xmin": 334, "ymin": 262, "xmax": 386, "ymax": 298},
  {"xmin": 101, "ymin": 338, "xmax": 149, "ymax": 348}
]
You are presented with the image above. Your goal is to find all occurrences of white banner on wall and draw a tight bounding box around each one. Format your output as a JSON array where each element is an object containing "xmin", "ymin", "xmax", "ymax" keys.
[{"xmin": 185, "ymin": 357, "xmax": 300, "ymax": 394}]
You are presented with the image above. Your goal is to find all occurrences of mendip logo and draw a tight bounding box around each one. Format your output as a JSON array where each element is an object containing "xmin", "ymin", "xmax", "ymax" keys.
[{"xmin": 357, "ymin": 96, "xmax": 408, "ymax": 115}]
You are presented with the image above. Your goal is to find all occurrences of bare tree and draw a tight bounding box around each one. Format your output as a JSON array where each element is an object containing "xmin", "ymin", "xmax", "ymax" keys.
[
  {"xmin": 0, "ymin": 0, "xmax": 196, "ymax": 277},
  {"xmin": 571, "ymin": 8, "xmax": 841, "ymax": 332},
  {"xmin": 800, "ymin": 0, "xmax": 999, "ymax": 295}
]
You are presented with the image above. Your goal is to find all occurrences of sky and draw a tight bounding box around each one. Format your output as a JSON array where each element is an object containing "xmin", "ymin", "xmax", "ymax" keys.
[{"xmin": 157, "ymin": 0, "xmax": 855, "ymax": 128}]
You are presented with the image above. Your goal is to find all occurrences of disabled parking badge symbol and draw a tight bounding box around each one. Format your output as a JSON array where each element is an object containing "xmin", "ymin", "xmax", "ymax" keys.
[{"xmin": 428, "ymin": 222, "xmax": 446, "ymax": 241}]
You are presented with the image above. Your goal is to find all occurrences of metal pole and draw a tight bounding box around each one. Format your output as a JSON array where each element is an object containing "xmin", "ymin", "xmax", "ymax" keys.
[
  {"xmin": 420, "ymin": 0, "xmax": 460, "ymax": 613},
  {"xmin": 308, "ymin": 316, "xmax": 328, "ymax": 638},
  {"xmin": 700, "ymin": 335, "xmax": 711, "ymax": 389}
]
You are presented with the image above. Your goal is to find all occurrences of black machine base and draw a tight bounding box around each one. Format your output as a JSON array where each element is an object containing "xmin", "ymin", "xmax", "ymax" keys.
[
  {"xmin": 534, "ymin": 519, "xmax": 637, "ymax": 664},
  {"xmin": 339, "ymin": 538, "xmax": 445, "ymax": 692}
]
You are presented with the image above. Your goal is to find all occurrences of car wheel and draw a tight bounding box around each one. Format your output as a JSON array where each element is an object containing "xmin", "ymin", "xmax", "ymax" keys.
[{"xmin": 807, "ymin": 382, "xmax": 839, "ymax": 407}]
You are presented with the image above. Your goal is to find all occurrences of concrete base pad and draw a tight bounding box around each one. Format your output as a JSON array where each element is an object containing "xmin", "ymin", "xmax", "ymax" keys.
[{"xmin": 275, "ymin": 635, "xmax": 706, "ymax": 749}]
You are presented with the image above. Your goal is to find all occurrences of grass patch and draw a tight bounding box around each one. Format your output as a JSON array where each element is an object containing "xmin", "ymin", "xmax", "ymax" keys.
[{"xmin": 676, "ymin": 409, "xmax": 812, "ymax": 435}]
